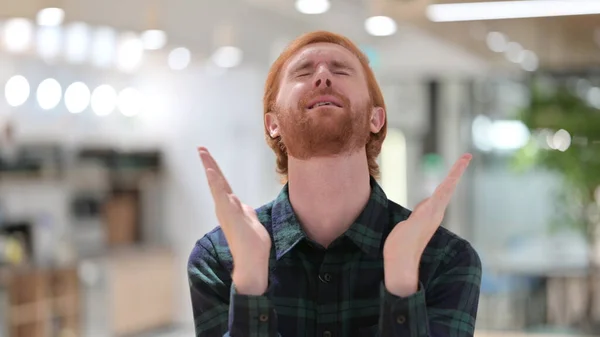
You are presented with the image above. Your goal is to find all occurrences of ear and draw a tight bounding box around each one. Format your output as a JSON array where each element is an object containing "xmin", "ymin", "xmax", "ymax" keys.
[
  {"xmin": 369, "ymin": 107, "xmax": 385, "ymax": 133},
  {"xmin": 265, "ymin": 112, "xmax": 280, "ymax": 138}
]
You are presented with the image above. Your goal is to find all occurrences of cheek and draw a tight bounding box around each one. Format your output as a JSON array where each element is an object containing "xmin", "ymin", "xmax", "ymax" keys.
[
  {"xmin": 278, "ymin": 83, "xmax": 309, "ymax": 108},
  {"xmin": 346, "ymin": 83, "xmax": 369, "ymax": 103}
]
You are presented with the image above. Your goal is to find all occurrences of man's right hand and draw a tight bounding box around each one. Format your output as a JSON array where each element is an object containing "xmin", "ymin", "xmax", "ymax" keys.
[{"xmin": 198, "ymin": 147, "xmax": 271, "ymax": 296}]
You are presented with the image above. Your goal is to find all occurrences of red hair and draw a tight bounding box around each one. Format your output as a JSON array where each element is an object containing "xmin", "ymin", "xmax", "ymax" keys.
[{"xmin": 263, "ymin": 31, "xmax": 387, "ymax": 182}]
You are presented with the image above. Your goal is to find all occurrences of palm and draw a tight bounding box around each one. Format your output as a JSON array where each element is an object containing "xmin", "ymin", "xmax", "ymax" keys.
[
  {"xmin": 383, "ymin": 154, "xmax": 472, "ymax": 262},
  {"xmin": 198, "ymin": 148, "xmax": 271, "ymax": 265}
]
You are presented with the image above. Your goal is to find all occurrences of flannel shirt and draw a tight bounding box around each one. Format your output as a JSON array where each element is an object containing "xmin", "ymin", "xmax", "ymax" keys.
[{"xmin": 188, "ymin": 177, "xmax": 482, "ymax": 336}]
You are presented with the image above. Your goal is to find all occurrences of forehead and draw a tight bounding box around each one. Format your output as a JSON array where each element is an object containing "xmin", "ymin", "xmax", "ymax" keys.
[{"xmin": 284, "ymin": 42, "xmax": 362, "ymax": 70}]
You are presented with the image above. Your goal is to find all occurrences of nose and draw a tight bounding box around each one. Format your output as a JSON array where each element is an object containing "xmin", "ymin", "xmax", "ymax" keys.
[{"xmin": 314, "ymin": 68, "xmax": 332, "ymax": 88}]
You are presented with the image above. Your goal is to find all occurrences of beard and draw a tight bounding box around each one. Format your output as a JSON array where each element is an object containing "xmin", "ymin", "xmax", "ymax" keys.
[{"xmin": 274, "ymin": 87, "xmax": 372, "ymax": 160}]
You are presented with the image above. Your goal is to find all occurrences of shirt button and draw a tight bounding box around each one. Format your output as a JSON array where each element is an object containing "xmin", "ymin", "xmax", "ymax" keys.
[
  {"xmin": 323, "ymin": 331, "xmax": 332, "ymax": 337},
  {"xmin": 396, "ymin": 315, "xmax": 406, "ymax": 324},
  {"xmin": 319, "ymin": 273, "xmax": 332, "ymax": 283},
  {"xmin": 259, "ymin": 314, "xmax": 269, "ymax": 322}
]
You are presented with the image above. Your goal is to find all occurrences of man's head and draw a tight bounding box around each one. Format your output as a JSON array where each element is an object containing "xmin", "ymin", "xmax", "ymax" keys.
[{"xmin": 263, "ymin": 31, "xmax": 387, "ymax": 182}]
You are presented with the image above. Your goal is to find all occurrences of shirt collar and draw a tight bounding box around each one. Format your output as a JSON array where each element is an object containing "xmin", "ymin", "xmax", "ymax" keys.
[{"xmin": 271, "ymin": 176, "xmax": 390, "ymax": 260}]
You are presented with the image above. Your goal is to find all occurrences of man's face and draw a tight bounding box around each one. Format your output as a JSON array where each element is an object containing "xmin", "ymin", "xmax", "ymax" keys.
[{"xmin": 266, "ymin": 42, "xmax": 381, "ymax": 159}]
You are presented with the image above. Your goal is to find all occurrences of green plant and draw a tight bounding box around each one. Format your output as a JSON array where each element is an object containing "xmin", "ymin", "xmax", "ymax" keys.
[{"xmin": 513, "ymin": 76, "xmax": 600, "ymax": 330}]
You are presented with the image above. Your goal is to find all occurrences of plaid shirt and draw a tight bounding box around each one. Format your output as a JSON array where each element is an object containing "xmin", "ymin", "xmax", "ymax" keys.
[{"xmin": 188, "ymin": 177, "xmax": 482, "ymax": 336}]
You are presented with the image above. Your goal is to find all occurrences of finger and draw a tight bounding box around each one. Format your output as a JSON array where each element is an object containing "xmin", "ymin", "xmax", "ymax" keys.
[
  {"xmin": 205, "ymin": 168, "xmax": 231, "ymax": 207},
  {"xmin": 431, "ymin": 153, "xmax": 472, "ymax": 210},
  {"xmin": 198, "ymin": 147, "xmax": 233, "ymax": 194}
]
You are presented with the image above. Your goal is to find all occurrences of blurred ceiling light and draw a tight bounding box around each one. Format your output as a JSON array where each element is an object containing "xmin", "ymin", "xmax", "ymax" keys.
[
  {"xmin": 587, "ymin": 87, "xmax": 600, "ymax": 109},
  {"xmin": 65, "ymin": 22, "xmax": 91, "ymax": 63},
  {"xmin": 117, "ymin": 32, "xmax": 144, "ymax": 72},
  {"xmin": 365, "ymin": 16, "xmax": 397, "ymax": 37},
  {"xmin": 504, "ymin": 41, "xmax": 523, "ymax": 63},
  {"xmin": 576, "ymin": 78, "xmax": 591, "ymax": 98},
  {"xmin": 552, "ymin": 129, "xmax": 571, "ymax": 152},
  {"xmin": 91, "ymin": 85, "xmax": 117, "ymax": 116},
  {"xmin": 5, "ymin": 75, "xmax": 30, "ymax": 107},
  {"xmin": 472, "ymin": 115, "xmax": 530, "ymax": 151},
  {"xmin": 3, "ymin": 18, "xmax": 33, "ymax": 53},
  {"xmin": 36, "ymin": 7, "xmax": 65, "ymax": 27},
  {"xmin": 64, "ymin": 82, "xmax": 90, "ymax": 113},
  {"xmin": 295, "ymin": 0, "xmax": 330, "ymax": 14},
  {"xmin": 211, "ymin": 46, "xmax": 243, "ymax": 68},
  {"xmin": 141, "ymin": 29, "xmax": 167, "ymax": 50},
  {"xmin": 91, "ymin": 26, "xmax": 117, "ymax": 68},
  {"xmin": 471, "ymin": 115, "xmax": 493, "ymax": 152},
  {"xmin": 168, "ymin": 47, "xmax": 191, "ymax": 70},
  {"xmin": 36, "ymin": 78, "xmax": 62, "ymax": 110},
  {"xmin": 534, "ymin": 129, "xmax": 553, "ymax": 150},
  {"xmin": 520, "ymin": 50, "xmax": 538, "ymax": 72},
  {"xmin": 36, "ymin": 26, "xmax": 62, "ymax": 60},
  {"xmin": 485, "ymin": 31, "xmax": 507, "ymax": 52},
  {"xmin": 427, "ymin": 0, "xmax": 600, "ymax": 22},
  {"xmin": 117, "ymin": 87, "xmax": 143, "ymax": 117},
  {"xmin": 545, "ymin": 131, "xmax": 557, "ymax": 149},
  {"xmin": 489, "ymin": 120, "xmax": 530, "ymax": 151}
]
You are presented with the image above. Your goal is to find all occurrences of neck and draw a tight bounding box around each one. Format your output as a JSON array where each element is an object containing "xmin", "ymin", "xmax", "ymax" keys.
[{"xmin": 287, "ymin": 149, "xmax": 372, "ymax": 248}]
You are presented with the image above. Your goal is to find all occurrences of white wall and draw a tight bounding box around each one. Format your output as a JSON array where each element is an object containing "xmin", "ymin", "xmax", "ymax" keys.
[{"xmin": 157, "ymin": 65, "xmax": 281, "ymax": 324}]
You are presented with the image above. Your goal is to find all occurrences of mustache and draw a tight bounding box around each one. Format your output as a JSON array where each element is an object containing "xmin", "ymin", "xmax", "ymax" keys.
[{"xmin": 298, "ymin": 87, "xmax": 350, "ymax": 109}]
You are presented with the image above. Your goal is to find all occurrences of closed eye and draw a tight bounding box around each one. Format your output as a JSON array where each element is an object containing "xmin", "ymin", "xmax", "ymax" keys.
[{"xmin": 334, "ymin": 71, "xmax": 349, "ymax": 76}]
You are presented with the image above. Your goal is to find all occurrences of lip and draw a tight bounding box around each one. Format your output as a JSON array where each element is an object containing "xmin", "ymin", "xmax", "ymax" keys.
[{"xmin": 306, "ymin": 95, "xmax": 343, "ymax": 109}]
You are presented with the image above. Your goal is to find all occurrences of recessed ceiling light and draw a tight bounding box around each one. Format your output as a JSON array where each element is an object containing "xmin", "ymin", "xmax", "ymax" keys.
[
  {"xmin": 427, "ymin": 0, "xmax": 600, "ymax": 22},
  {"xmin": 364, "ymin": 16, "xmax": 397, "ymax": 37},
  {"xmin": 295, "ymin": 0, "xmax": 330, "ymax": 14}
]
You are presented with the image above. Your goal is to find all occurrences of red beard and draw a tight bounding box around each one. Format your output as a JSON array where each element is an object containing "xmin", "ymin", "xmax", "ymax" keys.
[{"xmin": 275, "ymin": 87, "xmax": 372, "ymax": 159}]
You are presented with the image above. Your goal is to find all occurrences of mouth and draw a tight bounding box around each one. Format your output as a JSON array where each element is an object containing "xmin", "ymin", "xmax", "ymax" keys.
[{"xmin": 306, "ymin": 96, "xmax": 343, "ymax": 110}]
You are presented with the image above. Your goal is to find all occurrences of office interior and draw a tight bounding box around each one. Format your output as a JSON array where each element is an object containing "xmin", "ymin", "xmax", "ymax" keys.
[{"xmin": 0, "ymin": 0, "xmax": 599, "ymax": 336}]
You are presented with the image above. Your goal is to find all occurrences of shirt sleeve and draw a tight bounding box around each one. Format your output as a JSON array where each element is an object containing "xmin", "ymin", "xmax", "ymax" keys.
[
  {"xmin": 228, "ymin": 284, "xmax": 279, "ymax": 336},
  {"xmin": 379, "ymin": 241, "xmax": 482, "ymax": 337},
  {"xmin": 187, "ymin": 238, "xmax": 280, "ymax": 337}
]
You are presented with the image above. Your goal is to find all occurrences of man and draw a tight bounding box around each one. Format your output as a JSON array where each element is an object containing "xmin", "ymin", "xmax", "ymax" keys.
[{"xmin": 188, "ymin": 31, "xmax": 481, "ymax": 337}]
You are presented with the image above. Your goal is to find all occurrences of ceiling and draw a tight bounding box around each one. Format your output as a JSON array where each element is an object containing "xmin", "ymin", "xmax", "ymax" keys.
[
  {"xmin": 0, "ymin": 0, "xmax": 598, "ymax": 75},
  {"xmin": 387, "ymin": 0, "xmax": 600, "ymax": 72},
  {"xmin": 0, "ymin": 0, "xmax": 498, "ymax": 80}
]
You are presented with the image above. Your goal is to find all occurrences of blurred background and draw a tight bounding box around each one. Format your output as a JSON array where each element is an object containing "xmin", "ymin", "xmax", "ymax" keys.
[{"xmin": 0, "ymin": 0, "xmax": 599, "ymax": 336}]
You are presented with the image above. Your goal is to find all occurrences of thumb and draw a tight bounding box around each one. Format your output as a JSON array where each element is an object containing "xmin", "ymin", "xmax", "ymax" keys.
[
  {"xmin": 412, "ymin": 197, "xmax": 430, "ymax": 214},
  {"xmin": 242, "ymin": 204, "xmax": 259, "ymax": 220}
]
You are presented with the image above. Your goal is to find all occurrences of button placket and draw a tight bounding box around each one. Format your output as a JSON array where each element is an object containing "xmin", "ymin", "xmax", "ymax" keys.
[{"xmin": 316, "ymin": 252, "xmax": 338, "ymax": 337}]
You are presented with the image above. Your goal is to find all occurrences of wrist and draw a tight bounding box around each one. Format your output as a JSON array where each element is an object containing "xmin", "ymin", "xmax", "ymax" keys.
[
  {"xmin": 384, "ymin": 261, "xmax": 420, "ymax": 297},
  {"xmin": 232, "ymin": 266, "xmax": 269, "ymax": 296}
]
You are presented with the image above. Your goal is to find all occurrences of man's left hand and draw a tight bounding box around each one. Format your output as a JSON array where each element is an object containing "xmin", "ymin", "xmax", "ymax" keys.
[{"xmin": 383, "ymin": 153, "xmax": 472, "ymax": 297}]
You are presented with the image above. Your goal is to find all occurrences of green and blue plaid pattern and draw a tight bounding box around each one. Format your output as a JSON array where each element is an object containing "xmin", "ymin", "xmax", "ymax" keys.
[{"xmin": 188, "ymin": 177, "xmax": 482, "ymax": 336}]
